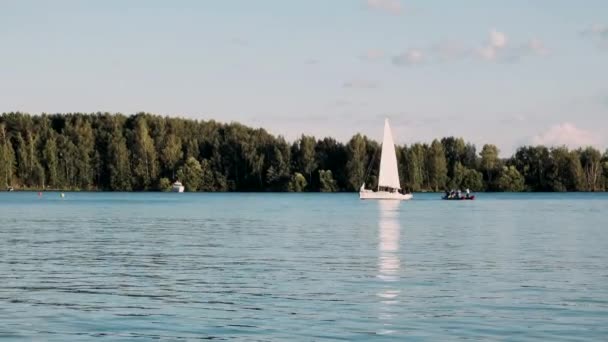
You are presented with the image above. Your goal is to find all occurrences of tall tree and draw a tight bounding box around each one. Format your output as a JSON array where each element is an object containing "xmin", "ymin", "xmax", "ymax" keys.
[
  {"xmin": 266, "ymin": 143, "xmax": 291, "ymax": 191},
  {"xmin": 242, "ymin": 136, "xmax": 265, "ymax": 189},
  {"xmin": 565, "ymin": 150, "xmax": 585, "ymax": 191},
  {"xmin": 15, "ymin": 132, "xmax": 34, "ymax": 186},
  {"xmin": 288, "ymin": 172, "xmax": 307, "ymax": 192},
  {"xmin": 512, "ymin": 146, "xmax": 551, "ymax": 191},
  {"xmin": 56, "ymin": 134, "xmax": 77, "ymax": 188},
  {"xmin": 602, "ymin": 150, "xmax": 608, "ymax": 191},
  {"xmin": 315, "ymin": 137, "xmax": 348, "ymax": 190},
  {"xmin": 107, "ymin": 124, "xmax": 132, "ymax": 191},
  {"xmin": 580, "ymin": 147, "xmax": 603, "ymax": 191},
  {"xmin": 66, "ymin": 118, "xmax": 95, "ymax": 189},
  {"xmin": 426, "ymin": 139, "xmax": 448, "ymax": 191},
  {"xmin": 496, "ymin": 166, "xmax": 525, "ymax": 192},
  {"xmin": 42, "ymin": 132, "xmax": 59, "ymax": 188},
  {"xmin": 160, "ymin": 133, "xmax": 182, "ymax": 179},
  {"xmin": 461, "ymin": 143, "xmax": 478, "ymax": 169},
  {"xmin": 404, "ymin": 143, "xmax": 425, "ymax": 191},
  {"xmin": 461, "ymin": 168, "xmax": 484, "ymax": 191},
  {"xmin": 346, "ymin": 134, "xmax": 368, "ymax": 191},
  {"xmin": 450, "ymin": 161, "xmax": 484, "ymax": 191},
  {"xmin": 293, "ymin": 135, "xmax": 317, "ymax": 184},
  {"xmin": 0, "ymin": 123, "xmax": 15, "ymax": 187},
  {"xmin": 547, "ymin": 147, "xmax": 584, "ymax": 191},
  {"xmin": 319, "ymin": 170, "xmax": 338, "ymax": 192},
  {"xmin": 176, "ymin": 157, "xmax": 202, "ymax": 192},
  {"xmin": 480, "ymin": 144, "xmax": 500, "ymax": 188},
  {"xmin": 199, "ymin": 159, "xmax": 218, "ymax": 192},
  {"xmin": 441, "ymin": 137, "xmax": 466, "ymax": 181},
  {"xmin": 131, "ymin": 117, "xmax": 158, "ymax": 189}
]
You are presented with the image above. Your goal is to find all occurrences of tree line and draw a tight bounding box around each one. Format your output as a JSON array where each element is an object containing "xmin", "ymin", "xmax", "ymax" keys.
[{"xmin": 1, "ymin": 112, "xmax": 607, "ymax": 192}]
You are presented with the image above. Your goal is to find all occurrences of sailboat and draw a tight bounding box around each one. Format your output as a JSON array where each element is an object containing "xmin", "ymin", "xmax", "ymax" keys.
[{"xmin": 359, "ymin": 119, "xmax": 413, "ymax": 200}]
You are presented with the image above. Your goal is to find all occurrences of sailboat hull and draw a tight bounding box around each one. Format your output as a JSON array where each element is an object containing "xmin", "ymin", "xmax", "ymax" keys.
[{"xmin": 359, "ymin": 190, "xmax": 413, "ymax": 200}]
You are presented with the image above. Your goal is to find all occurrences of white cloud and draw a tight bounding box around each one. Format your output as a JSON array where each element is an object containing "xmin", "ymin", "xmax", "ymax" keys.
[
  {"xmin": 526, "ymin": 38, "xmax": 549, "ymax": 55},
  {"xmin": 360, "ymin": 49, "xmax": 385, "ymax": 61},
  {"xmin": 501, "ymin": 39, "xmax": 549, "ymax": 62},
  {"xmin": 343, "ymin": 80, "xmax": 380, "ymax": 89},
  {"xmin": 431, "ymin": 41, "xmax": 469, "ymax": 61},
  {"xmin": 366, "ymin": 0, "xmax": 402, "ymax": 15},
  {"xmin": 477, "ymin": 29, "xmax": 508, "ymax": 61},
  {"xmin": 477, "ymin": 46, "xmax": 497, "ymax": 61},
  {"xmin": 532, "ymin": 123, "xmax": 601, "ymax": 148},
  {"xmin": 392, "ymin": 41, "xmax": 468, "ymax": 66},
  {"xmin": 477, "ymin": 30, "xmax": 550, "ymax": 62},
  {"xmin": 581, "ymin": 24, "xmax": 608, "ymax": 48},
  {"xmin": 582, "ymin": 24, "xmax": 608, "ymax": 38},
  {"xmin": 391, "ymin": 30, "xmax": 547, "ymax": 66},
  {"xmin": 392, "ymin": 49, "xmax": 424, "ymax": 65},
  {"xmin": 490, "ymin": 29, "xmax": 508, "ymax": 48}
]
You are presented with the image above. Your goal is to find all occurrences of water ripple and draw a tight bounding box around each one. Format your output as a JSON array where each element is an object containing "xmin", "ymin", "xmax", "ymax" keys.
[{"xmin": 1, "ymin": 192, "xmax": 608, "ymax": 340}]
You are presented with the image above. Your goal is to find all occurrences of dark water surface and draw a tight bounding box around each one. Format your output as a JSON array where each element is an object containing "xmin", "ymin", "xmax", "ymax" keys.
[{"xmin": 1, "ymin": 192, "xmax": 607, "ymax": 341}]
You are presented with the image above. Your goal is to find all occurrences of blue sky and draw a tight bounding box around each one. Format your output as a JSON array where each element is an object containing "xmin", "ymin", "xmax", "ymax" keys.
[{"xmin": 1, "ymin": 0, "xmax": 607, "ymax": 155}]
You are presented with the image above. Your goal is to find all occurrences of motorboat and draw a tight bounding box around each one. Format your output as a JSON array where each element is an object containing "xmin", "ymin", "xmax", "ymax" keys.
[
  {"xmin": 442, "ymin": 195, "xmax": 475, "ymax": 200},
  {"xmin": 172, "ymin": 181, "xmax": 185, "ymax": 193}
]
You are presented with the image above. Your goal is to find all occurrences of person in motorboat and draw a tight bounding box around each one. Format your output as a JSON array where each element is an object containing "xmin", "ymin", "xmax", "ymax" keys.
[{"xmin": 443, "ymin": 188, "xmax": 475, "ymax": 200}]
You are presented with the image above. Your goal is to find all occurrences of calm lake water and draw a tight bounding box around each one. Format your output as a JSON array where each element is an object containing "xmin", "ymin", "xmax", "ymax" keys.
[{"xmin": 1, "ymin": 192, "xmax": 607, "ymax": 341}]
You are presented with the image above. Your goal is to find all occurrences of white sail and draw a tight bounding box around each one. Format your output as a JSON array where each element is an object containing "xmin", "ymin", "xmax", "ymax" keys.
[
  {"xmin": 377, "ymin": 119, "xmax": 401, "ymax": 190},
  {"xmin": 359, "ymin": 118, "xmax": 411, "ymax": 200}
]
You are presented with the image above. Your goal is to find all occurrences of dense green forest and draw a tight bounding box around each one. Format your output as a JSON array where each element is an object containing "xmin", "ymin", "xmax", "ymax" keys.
[{"xmin": 0, "ymin": 112, "xmax": 607, "ymax": 192}]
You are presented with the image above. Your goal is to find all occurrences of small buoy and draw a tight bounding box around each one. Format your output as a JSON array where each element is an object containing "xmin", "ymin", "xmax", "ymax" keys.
[
  {"xmin": 60, "ymin": 193, "xmax": 65, "ymax": 198},
  {"xmin": 38, "ymin": 192, "xmax": 42, "ymax": 197}
]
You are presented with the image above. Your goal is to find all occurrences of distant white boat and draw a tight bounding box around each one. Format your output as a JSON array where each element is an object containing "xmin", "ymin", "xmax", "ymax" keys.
[
  {"xmin": 359, "ymin": 119, "xmax": 413, "ymax": 201},
  {"xmin": 172, "ymin": 181, "xmax": 185, "ymax": 193}
]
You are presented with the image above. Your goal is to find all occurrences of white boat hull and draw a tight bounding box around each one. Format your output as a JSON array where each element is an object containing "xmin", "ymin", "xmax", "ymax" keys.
[
  {"xmin": 172, "ymin": 186, "xmax": 185, "ymax": 193},
  {"xmin": 359, "ymin": 190, "xmax": 413, "ymax": 200}
]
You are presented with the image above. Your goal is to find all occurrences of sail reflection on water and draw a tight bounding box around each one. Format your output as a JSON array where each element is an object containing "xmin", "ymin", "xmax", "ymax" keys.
[
  {"xmin": 378, "ymin": 200, "xmax": 401, "ymax": 282},
  {"xmin": 376, "ymin": 200, "xmax": 402, "ymax": 335}
]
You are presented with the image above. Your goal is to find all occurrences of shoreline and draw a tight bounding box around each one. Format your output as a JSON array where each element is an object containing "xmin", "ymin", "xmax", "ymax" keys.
[{"xmin": 4, "ymin": 189, "xmax": 607, "ymax": 194}]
